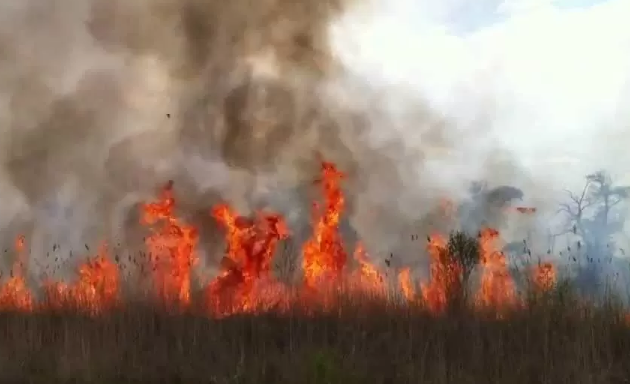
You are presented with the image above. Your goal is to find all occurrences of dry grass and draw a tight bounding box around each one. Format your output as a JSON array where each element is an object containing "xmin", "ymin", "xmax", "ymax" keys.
[{"xmin": 2, "ymin": 285, "xmax": 630, "ymax": 384}]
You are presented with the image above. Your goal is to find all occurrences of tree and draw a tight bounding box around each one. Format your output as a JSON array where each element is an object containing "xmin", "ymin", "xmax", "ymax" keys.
[
  {"xmin": 557, "ymin": 170, "xmax": 630, "ymax": 294},
  {"xmin": 434, "ymin": 230, "xmax": 482, "ymax": 311},
  {"xmin": 447, "ymin": 230, "xmax": 480, "ymax": 293}
]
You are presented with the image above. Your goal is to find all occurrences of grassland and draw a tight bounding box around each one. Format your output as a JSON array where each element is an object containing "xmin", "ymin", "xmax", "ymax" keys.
[{"xmin": 1, "ymin": 285, "xmax": 630, "ymax": 384}]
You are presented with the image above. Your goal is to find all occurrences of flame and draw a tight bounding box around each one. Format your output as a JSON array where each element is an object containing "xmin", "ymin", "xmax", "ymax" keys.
[
  {"xmin": 43, "ymin": 244, "xmax": 119, "ymax": 315},
  {"xmin": 0, "ymin": 235, "xmax": 33, "ymax": 312},
  {"xmin": 0, "ymin": 273, "xmax": 33, "ymax": 312},
  {"xmin": 421, "ymin": 234, "xmax": 462, "ymax": 313},
  {"xmin": 302, "ymin": 161, "xmax": 347, "ymax": 291},
  {"xmin": 206, "ymin": 204, "xmax": 289, "ymax": 317},
  {"xmin": 141, "ymin": 180, "xmax": 198, "ymax": 308},
  {"xmin": 398, "ymin": 268, "xmax": 415, "ymax": 301},
  {"xmin": 15, "ymin": 235, "xmax": 25, "ymax": 253},
  {"xmin": 349, "ymin": 243, "xmax": 386, "ymax": 296},
  {"xmin": 476, "ymin": 228, "xmax": 516, "ymax": 311},
  {"xmin": 0, "ymin": 160, "xmax": 572, "ymax": 320},
  {"xmin": 532, "ymin": 262, "xmax": 556, "ymax": 292}
]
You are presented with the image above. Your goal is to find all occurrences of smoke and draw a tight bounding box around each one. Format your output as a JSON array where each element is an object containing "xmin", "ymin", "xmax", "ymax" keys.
[
  {"xmin": 329, "ymin": 0, "xmax": 630, "ymax": 255},
  {"xmin": 0, "ymin": 0, "xmax": 628, "ymax": 284},
  {"xmin": 0, "ymin": 0, "xmax": 370, "ymax": 279}
]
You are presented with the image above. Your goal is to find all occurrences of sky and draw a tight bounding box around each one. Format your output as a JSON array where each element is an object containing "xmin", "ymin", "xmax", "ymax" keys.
[{"xmin": 330, "ymin": 0, "xmax": 630, "ymax": 191}]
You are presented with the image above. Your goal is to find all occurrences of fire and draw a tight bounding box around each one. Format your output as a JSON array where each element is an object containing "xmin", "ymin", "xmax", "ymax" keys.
[
  {"xmin": 206, "ymin": 204, "xmax": 289, "ymax": 317},
  {"xmin": 141, "ymin": 180, "xmax": 198, "ymax": 308},
  {"xmin": 0, "ymin": 235, "xmax": 33, "ymax": 312},
  {"xmin": 532, "ymin": 262, "xmax": 556, "ymax": 292},
  {"xmin": 15, "ymin": 234, "xmax": 25, "ymax": 253},
  {"xmin": 398, "ymin": 268, "xmax": 415, "ymax": 301},
  {"xmin": 302, "ymin": 161, "xmax": 348, "ymax": 290},
  {"xmin": 0, "ymin": 274, "xmax": 33, "ymax": 312},
  {"xmin": 0, "ymin": 159, "xmax": 570, "ymax": 319},
  {"xmin": 476, "ymin": 228, "xmax": 516, "ymax": 311},
  {"xmin": 421, "ymin": 234, "xmax": 462, "ymax": 313},
  {"xmin": 349, "ymin": 243, "xmax": 386, "ymax": 296},
  {"xmin": 43, "ymin": 245, "xmax": 119, "ymax": 315}
]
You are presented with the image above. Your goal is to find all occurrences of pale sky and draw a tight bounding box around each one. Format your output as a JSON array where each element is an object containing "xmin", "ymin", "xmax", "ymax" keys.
[{"xmin": 330, "ymin": 0, "xmax": 630, "ymax": 190}]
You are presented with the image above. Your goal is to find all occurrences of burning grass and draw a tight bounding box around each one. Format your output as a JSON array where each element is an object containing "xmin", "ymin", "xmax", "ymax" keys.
[{"xmin": 1, "ymin": 160, "xmax": 630, "ymax": 382}]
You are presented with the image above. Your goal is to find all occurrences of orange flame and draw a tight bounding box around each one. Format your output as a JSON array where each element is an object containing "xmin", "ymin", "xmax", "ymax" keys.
[
  {"xmin": 476, "ymin": 228, "xmax": 516, "ymax": 311},
  {"xmin": 398, "ymin": 268, "xmax": 415, "ymax": 302},
  {"xmin": 532, "ymin": 262, "xmax": 556, "ymax": 292},
  {"xmin": 0, "ymin": 235, "xmax": 33, "ymax": 312},
  {"xmin": 421, "ymin": 234, "xmax": 462, "ymax": 313},
  {"xmin": 0, "ymin": 160, "xmax": 557, "ymax": 320},
  {"xmin": 43, "ymin": 244, "xmax": 119, "ymax": 315},
  {"xmin": 141, "ymin": 181, "xmax": 198, "ymax": 308},
  {"xmin": 349, "ymin": 243, "xmax": 386, "ymax": 296},
  {"xmin": 206, "ymin": 204, "xmax": 289, "ymax": 317},
  {"xmin": 302, "ymin": 161, "xmax": 347, "ymax": 291}
]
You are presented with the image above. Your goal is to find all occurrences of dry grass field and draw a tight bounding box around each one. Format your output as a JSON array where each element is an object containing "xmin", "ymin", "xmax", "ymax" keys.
[{"xmin": 1, "ymin": 287, "xmax": 630, "ymax": 383}]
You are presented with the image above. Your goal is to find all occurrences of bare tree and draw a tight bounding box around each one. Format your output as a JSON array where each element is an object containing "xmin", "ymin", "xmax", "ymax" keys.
[
  {"xmin": 558, "ymin": 171, "xmax": 630, "ymax": 255},
  {"xmin": 557, "ymin": 177, "xmax": 596, "ymax": 242},
  {"xmin": 586, "ymin": 171, "xmax": 630, "ymax": 232},
  {"xmin": 557, "ymin": 170, "xmax": 630, "ymax": 294}
]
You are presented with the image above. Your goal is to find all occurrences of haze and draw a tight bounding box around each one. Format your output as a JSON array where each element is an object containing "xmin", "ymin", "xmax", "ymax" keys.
[{"xmin": 331, "ymin": 0, "xmax": 630, "ymax": 193}]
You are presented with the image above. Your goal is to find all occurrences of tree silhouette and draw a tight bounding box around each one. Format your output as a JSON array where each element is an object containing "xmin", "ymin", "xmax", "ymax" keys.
[
  {"xmin": 447, "ymin": 230, "xmax": 480, "ymax": 293},
  {"xmin": 557, "ymin": 170, "xmax": 630, "ymax": 294},
  {"xmin": 435, "ymin": 230, "xmax": 482, "ymax": 310}
]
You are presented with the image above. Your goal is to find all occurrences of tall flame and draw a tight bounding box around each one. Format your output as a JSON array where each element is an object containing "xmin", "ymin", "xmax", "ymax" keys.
[
  {"xmin": 207, "ymin": 204, "xmax": 289, "ymax": 317},
  {"xmin": 398, "ymin": 267, "xmax": 415, "ymax": 302},
  {"xmin": 421, "ymin": 234, "xmax": 462, "ymax": 313},
  {"xmin": 476, "ymin": 228, "xmax": 516, "ymax": 311},
  {"xmin": 0, "ymin": 160, "xmax": 567, "ymax": 320},
  {"xmin": 141, "ymin": 180, "xmax": 198, "ymax": 308},
  {"xmin": 302, "ymin": 161, "xmax": 347, "ymax": 290}
]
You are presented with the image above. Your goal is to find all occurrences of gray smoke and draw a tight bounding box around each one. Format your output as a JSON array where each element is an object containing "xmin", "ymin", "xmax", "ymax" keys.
[
  {"xmin": 0, "ymin": 0, "xmax": 414, "ymax": 282},
  {"xmin": 0, "ymin": 0, "xmax": 627, "ymax": 289},
  {"xmin": 328, "ymin": 0, "xmax": 630, "ymax": 286}
]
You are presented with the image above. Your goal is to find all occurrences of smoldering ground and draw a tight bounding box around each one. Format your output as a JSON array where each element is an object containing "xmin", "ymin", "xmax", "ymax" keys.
[{"xmin": 0, "ymin": 0, "xmax": 585, "ymax": 289}]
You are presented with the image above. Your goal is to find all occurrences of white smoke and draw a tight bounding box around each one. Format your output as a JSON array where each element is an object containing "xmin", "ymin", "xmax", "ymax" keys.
[{"xmin": 329, "ymin": 0, "xmax": 630, "ymax": 247}]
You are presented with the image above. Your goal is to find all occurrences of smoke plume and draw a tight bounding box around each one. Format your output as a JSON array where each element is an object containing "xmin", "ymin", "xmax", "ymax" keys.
[{"xmin": 0, "ymin": 0, "xmax": 628, "ymax": 284}]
